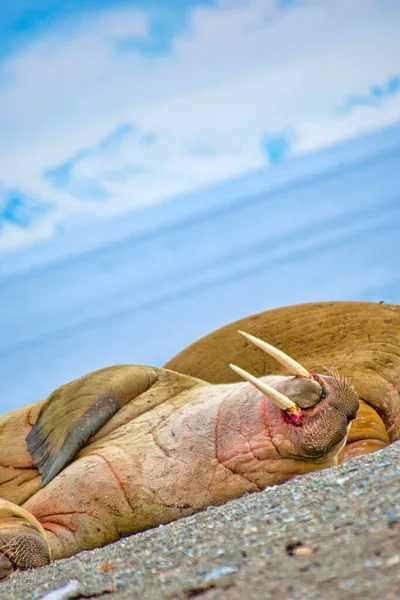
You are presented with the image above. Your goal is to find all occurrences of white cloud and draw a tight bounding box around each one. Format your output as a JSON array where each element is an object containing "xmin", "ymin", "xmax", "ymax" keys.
[
  {"xmin": 0, "ymin": 0, "xmax": 399, "ymax": 250},
  {"xmin": 296, "ymin": 94, "xmax": 400, "ymax": 154}
]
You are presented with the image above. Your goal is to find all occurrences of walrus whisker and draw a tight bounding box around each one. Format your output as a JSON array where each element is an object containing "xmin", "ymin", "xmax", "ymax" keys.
[
  {"xmin": 229, "ymin": 363, "xmax": 301, "ymax": 414},
  {"xmin": 238, "ymin": 331, "xmax": 311, "ymax": 378}
]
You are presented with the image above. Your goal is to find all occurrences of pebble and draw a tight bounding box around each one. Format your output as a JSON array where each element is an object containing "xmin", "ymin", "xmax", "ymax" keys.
[
  {"xmin": 386, "ymin": 555, "xmax": 400, "ymax": 567},
  {"xmin": 203, "ymin": 566, "xmax": 238, "ymax": 583},
  {"xmin": 39, "ymin": 580, "xmax": 82, "ymax": 600}
]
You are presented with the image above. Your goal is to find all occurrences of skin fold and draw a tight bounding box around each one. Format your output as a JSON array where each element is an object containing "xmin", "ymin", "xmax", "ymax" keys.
[{"xmin": 0, "ymin": 301, "xmax": 398, "ymax": 579}]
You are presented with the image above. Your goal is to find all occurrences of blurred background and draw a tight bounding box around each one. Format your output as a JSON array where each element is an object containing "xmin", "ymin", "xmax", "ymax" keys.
[{"xmin": 0, "ymin": 0, "xmax": 399, "ymax": 412}]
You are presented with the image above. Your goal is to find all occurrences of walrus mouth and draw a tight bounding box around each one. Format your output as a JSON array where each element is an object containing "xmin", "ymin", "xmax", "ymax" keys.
[{"xmin": 230, "ymin": 330, "xmax": 317, "ymax": 416}]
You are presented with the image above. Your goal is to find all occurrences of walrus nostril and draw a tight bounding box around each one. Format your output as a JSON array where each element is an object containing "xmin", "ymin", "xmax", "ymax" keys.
[{"xmin": 278, "ymin": 377, "xmax": 324, "ymax": 409}]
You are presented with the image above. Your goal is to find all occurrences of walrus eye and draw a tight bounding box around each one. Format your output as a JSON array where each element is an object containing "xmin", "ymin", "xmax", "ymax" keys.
[
  {"xmin": 238, "ymin": 330, "xmax": 311, "ymax": 378},
  {"xmin": 229, "ymin": 363, "xmax": 301, "ymax": 415}
]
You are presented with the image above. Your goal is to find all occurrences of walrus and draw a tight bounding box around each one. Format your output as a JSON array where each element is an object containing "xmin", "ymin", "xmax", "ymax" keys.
[
  {"xmin": 165, "ymin": 301, "xmax": 400, "ymax": 462},
  {"xmin": 0, "ymin": 301, "xmax": 398, "ymax": 580}
]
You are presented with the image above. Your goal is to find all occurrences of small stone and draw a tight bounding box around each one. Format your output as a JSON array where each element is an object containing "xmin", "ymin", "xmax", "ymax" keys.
[
  {"xmin": 386, "ymin": 555, "xmax": 400, "ymax": 567},
  {"xmin": 95, "ymin": 563, "xmax": 115, "ymax": 573},
  {"xmin": 364, "ymin": 560, "xmax": 374, "ymax": 568},
  {"xmin": 292, "ymin": 545, "xmax": 313, "ymax": 557},
  {"xmin": 387, "ymin": 512, "xmax": 399, "ymax": 527},
  {"xmin": 243, "ymin": 526, "xmax": 258, "ymax": 535},
  {"xmin": 39, "ymin": 580, "xmax": 82, "ymax": 600},
  {"xmin": 286, "ymin": 541, "xmax": 313, "ymax": 557},
  {"xmin": 343, "ymin": 578, "xmax": 357, "ymax": 588},
  {"xmin": 336, "ymin": 476, "xmax": 349, "ymax": 485},
  {"xmin": 159, "ymin": 570, "xmax": 174, "ymax": 580},
  {"xmin": 203, "ymin": 566, "xmax": 238, "ymax": 582}
]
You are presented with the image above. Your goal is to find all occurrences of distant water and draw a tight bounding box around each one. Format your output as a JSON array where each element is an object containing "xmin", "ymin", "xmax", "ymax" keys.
[{"xmin": 1, "ymin": 124, "xmax": 400, "ymax": 412}]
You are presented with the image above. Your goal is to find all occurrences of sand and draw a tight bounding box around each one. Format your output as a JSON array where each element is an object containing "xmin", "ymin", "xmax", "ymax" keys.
[{"xmin": 1, "ymin": 443, "xmax": 399, "ymax": 600}]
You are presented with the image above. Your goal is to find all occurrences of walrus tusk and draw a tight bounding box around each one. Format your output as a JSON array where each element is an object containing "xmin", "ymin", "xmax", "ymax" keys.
[
  {"xmin": 238, "ymin": 330, "xmax": 311, "ymax": 378},
  {"xmin": 229, "ymin": 363, "xmax": 301, "ymax": 414}
]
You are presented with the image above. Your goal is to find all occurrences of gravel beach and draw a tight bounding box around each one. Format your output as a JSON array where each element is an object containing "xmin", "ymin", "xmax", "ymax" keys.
[{"xmin": 2, "ymin": 443, "xmax": 399, "ymax": 600}]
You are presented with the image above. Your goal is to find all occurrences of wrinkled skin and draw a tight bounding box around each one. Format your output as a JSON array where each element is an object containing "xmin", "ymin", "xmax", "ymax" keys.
[
  {"xmin": 0, "ymin": 301, "xmax": 398, "ymax": 579},
  {"xmin": 166, "ymin": 301, "xmax": 400, "ymax": 461}
]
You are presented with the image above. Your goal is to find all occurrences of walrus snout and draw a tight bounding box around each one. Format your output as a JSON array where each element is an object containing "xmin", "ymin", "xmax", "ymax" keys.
[
  {"xmin": 317, "ymin": 374, "xmax": 360, "ymax": 423},
  {"xmin": 288, "ymin": 374, "xmax": 360, "ymax": 458},
  {"xmin": 0, "ymin": 500, "xmax": 51, "ymax": 576}
]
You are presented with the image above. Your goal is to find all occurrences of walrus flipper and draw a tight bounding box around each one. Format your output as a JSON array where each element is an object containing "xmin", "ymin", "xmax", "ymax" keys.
[{"xmin": 26, "ymin": 365, "xmax": 163, "ymax": 487}]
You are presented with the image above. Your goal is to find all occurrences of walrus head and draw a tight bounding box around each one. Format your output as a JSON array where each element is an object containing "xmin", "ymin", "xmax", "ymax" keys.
[
  {"xmin": 230, "ymin": 330, "xmax": 359, "ymax": 462},
  {"xmin": 165, "ymin": 302, "xmax": 400, "ymax": 461}
]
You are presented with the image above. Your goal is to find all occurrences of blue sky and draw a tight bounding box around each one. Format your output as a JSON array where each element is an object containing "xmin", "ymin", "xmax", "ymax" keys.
[
  {"xmin": 0, "ymin": 0, "xmax": 399, "ymax": 253},
  {"xmin": 1, "ymin": 122, "xmax": 399, "ymax": 410},
  {"xmin": 0, "ymin": 1, "xmax": 399, "ymax": 410}
]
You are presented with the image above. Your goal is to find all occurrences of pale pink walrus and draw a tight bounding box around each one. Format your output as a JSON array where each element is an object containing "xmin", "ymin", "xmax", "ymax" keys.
[{"xmin": 0, "ymin": 301, "xmax": 398, "ymax": 580}]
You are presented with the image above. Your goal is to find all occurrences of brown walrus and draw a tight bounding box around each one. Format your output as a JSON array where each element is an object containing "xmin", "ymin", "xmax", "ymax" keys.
[{"xmin": 0, "ymin": 301, "xmax": 398, "ymax": 580}]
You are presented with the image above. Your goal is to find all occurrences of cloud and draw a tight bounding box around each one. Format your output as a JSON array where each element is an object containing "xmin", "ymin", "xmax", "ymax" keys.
[
  {"xmin": 296, "ymin": 93, "xmax": 400, "ymax": 154},
  {"xmin": 261, "ymin": 130, "xmax": 295, "ymax": 164},
  {"xmin": 0, "ymin": 186, "xmax": 52, "ymax": 228},
  {"xmin": 45, "ymin": 122, "xmax": 139, "ymax": 200},
  {"xmin": 0, "ymin": 185, "xmax": 53, "ymax": 252},
  {"xmin": 0, "ymin": 1, "xmax": 214, "ymax": 58},
  {"xmin": 0, "ymin": 0, "xmax": 399, "ymax": 251},
  {"xmin": 337, "ymin": 75, "xmax": 400, "ymax": 114}
]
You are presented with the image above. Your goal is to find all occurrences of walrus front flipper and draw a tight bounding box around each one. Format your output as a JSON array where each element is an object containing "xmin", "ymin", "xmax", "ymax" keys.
[{"xmin": 27, "ymin": 365, "xmax": 162, "ymax": 487}]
